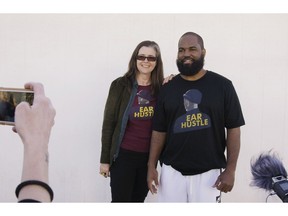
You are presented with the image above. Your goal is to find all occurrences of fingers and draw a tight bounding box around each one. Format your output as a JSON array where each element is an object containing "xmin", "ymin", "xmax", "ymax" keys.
[
  {"xmin": 24, "ymin": 82, "xmax": 45, "ymax": 96},
  {"xmin": 12, "ymin": 126, "xmax": 17, "ymax": 133},
  {"xmin": 213, "ymin": 178, "xmax": 221, "ymax": 188},
  {"xmin": 162, "ymin": 74, "xmax": 175, "ymax": 85},
  {"xmin": 100, "ymin": 172, "xmax": 109, "ymax": 178},
  {"xmin": 215, "ymin": 172, "xmax": 234, "ymax": 193},
  {"xmin": 24, "ymin": 82, "xmax": 56, "ymax": 120},
  {"xmin": 24, "ymin": 82, "xmax": 48, "ymax": 108},
  {"xmin": 148, "ymin": 178, "xmax": 158, "ymax": 194},
  {"xmin": 147, "ymin": 167, "xmax": 159, "ymax": 194},
  {"xmin": 99, "ymin": 164, "xmax": 110, "ymax": 178},
  {"xmin": 14, "ymin": 83, "xmax": 56, "ymax": 142},
  {"xmin": 149, "ymin": 183, "xmax": 158, "ymax": 194},
  {"xmin": 16, "ymin": 100, "xmax": 31, "ymax": 112},
  {"xmin": 213, "ymin": 179, "xmax": 232, "ymax": 193},
  {"xmin": 154, "ymin": 176, "xmax": 159, "ymax": 188},
  {"xmin": 148, "ymin": 182, "xmax": 154, "ymax": 194}
]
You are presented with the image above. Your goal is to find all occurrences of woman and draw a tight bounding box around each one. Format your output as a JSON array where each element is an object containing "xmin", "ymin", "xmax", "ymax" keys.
[{"xmin": 100, "ymin": 40, "xmax": 164, "ymax": 202}]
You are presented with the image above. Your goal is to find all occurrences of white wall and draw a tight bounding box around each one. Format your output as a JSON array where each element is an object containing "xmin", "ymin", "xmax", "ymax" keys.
[{"xmin": 0, "ymin": 14, "xmax": 288, "ymax": 203}]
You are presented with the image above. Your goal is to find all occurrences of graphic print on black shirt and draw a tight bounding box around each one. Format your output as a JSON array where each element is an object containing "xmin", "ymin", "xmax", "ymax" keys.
[
  {"xmin": 130, "ymin": 89, "xmax": 155, "ymax": 120},
  {"xmin": 173, "ymin": 89, "xmax": 211, "ymax": 133}
]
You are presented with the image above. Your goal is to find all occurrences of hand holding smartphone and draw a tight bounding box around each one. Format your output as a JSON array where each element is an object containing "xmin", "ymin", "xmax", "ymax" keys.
[{"xmin": 0, "ymin": 87, "xmax": 34, "ymax": 125}]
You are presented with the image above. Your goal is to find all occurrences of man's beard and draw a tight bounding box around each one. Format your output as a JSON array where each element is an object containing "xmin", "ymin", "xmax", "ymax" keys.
[{"xmin": 176, "ymin": 55, "xmax": 205, "ymax": 76}]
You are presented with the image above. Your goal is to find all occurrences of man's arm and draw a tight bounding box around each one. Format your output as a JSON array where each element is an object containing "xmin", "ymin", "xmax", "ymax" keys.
[
  {"xmin": 214, "ymin": 127, "xmax": 241, "ymax": 193},
  {"xmin": 147, "ymin": 131, "xmax": 166, "ymax": 194}
]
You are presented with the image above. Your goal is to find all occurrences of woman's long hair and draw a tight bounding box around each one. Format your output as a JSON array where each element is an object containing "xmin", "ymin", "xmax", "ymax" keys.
[{"xmin": 123, "ymin": 40, "xmax": 164, "ymax": 97}]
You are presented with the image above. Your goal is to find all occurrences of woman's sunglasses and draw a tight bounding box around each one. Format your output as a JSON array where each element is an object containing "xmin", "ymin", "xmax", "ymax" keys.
[{"xmin": 136, "ymin": 55, "xmax": 157, "ymax": 62}]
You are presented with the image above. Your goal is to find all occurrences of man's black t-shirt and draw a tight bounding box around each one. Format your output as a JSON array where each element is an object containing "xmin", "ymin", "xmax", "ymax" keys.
[{"xmin": 152, "ymin": 71, "xmax": 245, "ymax": 175}]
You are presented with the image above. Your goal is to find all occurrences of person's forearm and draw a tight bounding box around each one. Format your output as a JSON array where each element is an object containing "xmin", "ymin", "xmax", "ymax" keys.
[
  {"xmin": 14, "ymin": 82, "xmax": 55, "ymax": 202},
  {"xmin": 22, "ymin": 144, "xmax": 49, "ymax": 182},
  {"xmin": 225, "ymin": 127, "xmax": 241, "ymax": 173},
  {"xmin": 148, "ymin": 131, "xmax": 166, "ymax": 167},
  {"xmin": 18, "ymin": 142, "xmax": 50, "ymax": 202}
]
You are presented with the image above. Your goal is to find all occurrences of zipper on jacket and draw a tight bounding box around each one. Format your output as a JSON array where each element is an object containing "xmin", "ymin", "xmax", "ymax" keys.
[{"xmin": 113, "ymin": 80, "xmax": 138, "ymax": 161}]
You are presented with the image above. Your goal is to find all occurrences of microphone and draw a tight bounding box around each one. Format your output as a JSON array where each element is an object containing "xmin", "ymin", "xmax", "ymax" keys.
[{"xmin": 250, "ymin": 150, "xmax": 288, "ymax": 202}]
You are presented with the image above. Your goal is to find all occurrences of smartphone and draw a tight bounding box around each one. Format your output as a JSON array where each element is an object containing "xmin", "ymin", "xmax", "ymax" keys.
[{"xmin": 0, "ymin": 87, "xmax": 34, "ymax": 125}]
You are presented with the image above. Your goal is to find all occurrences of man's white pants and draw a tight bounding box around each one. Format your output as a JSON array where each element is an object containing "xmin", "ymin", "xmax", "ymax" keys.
[{"xmin": 158, "ymin": 164, "xmax": 221, "ymax": 202}]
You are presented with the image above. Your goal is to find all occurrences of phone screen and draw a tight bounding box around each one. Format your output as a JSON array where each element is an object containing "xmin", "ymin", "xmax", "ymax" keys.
[{"xmin": 0, "ymin": 88, "xmax": 34, "ymax": 125}]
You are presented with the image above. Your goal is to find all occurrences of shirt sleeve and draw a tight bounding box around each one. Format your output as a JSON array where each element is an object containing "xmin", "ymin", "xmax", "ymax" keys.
[
  {"xmin": 152, "ymin": 87, "xmax": 168, "ymax": 132},
  {"xmin": 224, "ymin": 81, "xmax": 245, "ymax": 129}
]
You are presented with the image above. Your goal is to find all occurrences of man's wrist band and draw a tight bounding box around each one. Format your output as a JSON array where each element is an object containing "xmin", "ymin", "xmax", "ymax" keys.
[{"xmin": 15, "ymin": 180, "xmax": 54, "ymax": 202}]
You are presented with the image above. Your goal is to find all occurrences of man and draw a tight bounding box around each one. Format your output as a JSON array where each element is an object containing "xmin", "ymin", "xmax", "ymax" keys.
[{"xmin": 147, "ymin": 32, "xmax": 245, "ymax": 202}]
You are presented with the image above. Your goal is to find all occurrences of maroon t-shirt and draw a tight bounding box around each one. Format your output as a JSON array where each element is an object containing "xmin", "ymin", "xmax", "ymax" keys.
[{"xmin": 121, "ymin": 85, "xmax": 156, "ymax": 153}]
